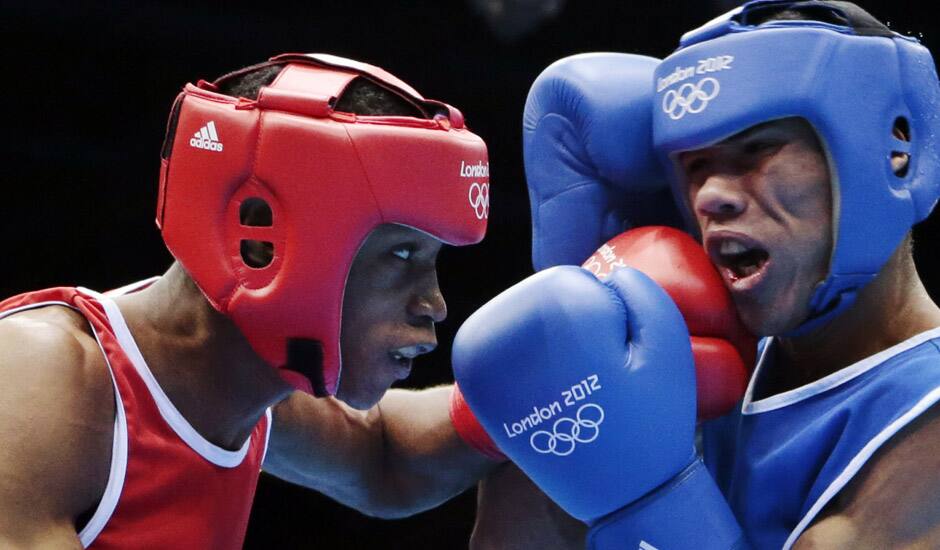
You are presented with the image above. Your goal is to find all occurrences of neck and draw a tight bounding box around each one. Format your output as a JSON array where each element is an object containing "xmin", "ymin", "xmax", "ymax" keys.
[
  {"xmin": 771, "ymin": 240, "xmax": 940, "ymax": 393},
  {"xmin": 114, "ymin": 263, "xmax": 293, "ymax": 450}
]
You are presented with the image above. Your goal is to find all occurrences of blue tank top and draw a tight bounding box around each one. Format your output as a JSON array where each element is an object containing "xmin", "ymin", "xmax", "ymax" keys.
[{"xmin": 702, "ymin": 327, "xmax": 940, "ymax": 549}]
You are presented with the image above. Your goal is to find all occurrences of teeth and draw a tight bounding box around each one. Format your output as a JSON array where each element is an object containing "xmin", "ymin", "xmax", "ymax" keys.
[
  {"xmin": 720, "ymin": 240, "xmax": 748, "ymax": 255},
  {"xmin": 739, "ymin": 263, "xmax": 759, "ymax": 277},
  {"xmin": 390, "ymin": 344, "xmax": 432, "ymax": 361}
]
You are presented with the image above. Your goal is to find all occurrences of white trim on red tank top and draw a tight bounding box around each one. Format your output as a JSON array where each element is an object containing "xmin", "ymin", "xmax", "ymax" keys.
[
  {"xmin": 0, "ymin": 300, "xmax": 130, "ymax": 549},
  {"xmin": 100, "ymin": 279, "xmax": 273, "ymax": 466},
  {"xmin": 741, "ymin": 326, "xmax": 940, "ymax": 415},
  {"xmin": 77, "ymin": 284, "xmax": 259, "ymax": 468}
]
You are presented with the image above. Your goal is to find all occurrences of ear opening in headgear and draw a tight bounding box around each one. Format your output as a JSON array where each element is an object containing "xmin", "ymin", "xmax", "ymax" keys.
[
  {"xmin": 240, "ymin": 241, "xmax": 274, "ymax": 268},
  {"xmin": 239, "ymin": 197, "xmax": 273, "ymax": 226},
  {"xmin": 891, "ymin": 116, "xmax": 911, "ymax": 178},
  {"xmin": 239, "ymin": 197, "xmax": 276, "ymax": 268}
]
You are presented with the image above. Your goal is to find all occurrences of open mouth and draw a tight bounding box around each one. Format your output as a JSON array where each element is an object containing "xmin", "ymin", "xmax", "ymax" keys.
[
  {"xmin": 708, "ymin": 237, "xmax": 770, "ymax": 286},
  {"xmin": 388, "ymin": 343, "xmax": 434, "ymax": 379},
  {"xmin": 387, "ymin": 351, "xmax": 413, "ymax": 380},
  {"xmin": 389, "ymin": 350, "xmax": 412, "ymax": 365}
]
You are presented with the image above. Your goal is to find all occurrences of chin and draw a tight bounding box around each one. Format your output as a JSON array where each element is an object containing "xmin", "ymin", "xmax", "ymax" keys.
[
  {"xmin": 739, "ymin": 304, "xmax": 813, "ymax": 338},
  {"xmin": 336, "ymin": 385, "xmax": 389, "ymax": 411}
]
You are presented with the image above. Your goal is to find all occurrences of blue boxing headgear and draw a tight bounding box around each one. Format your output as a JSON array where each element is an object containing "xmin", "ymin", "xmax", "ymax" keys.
[{"xmin": 652, "ymin": 0, "xmax": 940, "ymax": 332}]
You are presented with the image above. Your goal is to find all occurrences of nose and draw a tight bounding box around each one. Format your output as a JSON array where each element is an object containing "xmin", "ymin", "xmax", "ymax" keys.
[
  {"xmin": 693, "ymin": 172, "xmax": 748, "ymax": 222},
  {"xmin": 408, "ymin": 270, "xmax": 447, "ymax": 324}
]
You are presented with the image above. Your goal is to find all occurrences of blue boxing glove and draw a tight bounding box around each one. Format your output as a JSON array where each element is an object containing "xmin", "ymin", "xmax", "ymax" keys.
[
  {"xmin": 452, "ymin": 267, "xmax": 747, "ymax": 549},
  {"xmin": 523, "ymin": 53, "xmax": 684, "ymax": 271}
]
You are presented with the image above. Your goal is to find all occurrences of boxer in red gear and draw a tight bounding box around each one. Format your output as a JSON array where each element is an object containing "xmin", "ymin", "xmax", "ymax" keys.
[{"xmin": 0, "ymin": 56, "xmax": 499, "ymax": 549}]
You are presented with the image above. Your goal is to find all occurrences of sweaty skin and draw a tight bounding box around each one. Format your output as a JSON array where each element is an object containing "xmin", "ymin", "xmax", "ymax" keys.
[
  {"xmin": 470, "ymin": 119, "xmax": 940, "ymax": 549},
  {"xmin": 0, "ymin": 223, "xmax": 495, "ymax": 548}
]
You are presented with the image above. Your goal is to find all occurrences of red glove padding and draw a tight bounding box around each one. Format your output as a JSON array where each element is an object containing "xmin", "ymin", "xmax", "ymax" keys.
[
  {"xmin": 582, "ymin": 226, "xmax": 756, "ymax": 420},
  {"xmin": 450, "ymin": 384, "xmax": 507, "ymax": 461}
]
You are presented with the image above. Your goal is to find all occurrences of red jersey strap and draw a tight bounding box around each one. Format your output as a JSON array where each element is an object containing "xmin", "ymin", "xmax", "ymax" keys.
[{"xmin": 0, "ymin": 285, "xmax": 271, "ymax": 549}]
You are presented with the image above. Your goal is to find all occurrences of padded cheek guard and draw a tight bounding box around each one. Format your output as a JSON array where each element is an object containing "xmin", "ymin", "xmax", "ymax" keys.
[
  {"xmin": 652, "ymin": 2, "xmax": 940, "ymax": 331},
  {"xmin": 156, "ymin": 54, "xmax": 489, "ymax": 396}
]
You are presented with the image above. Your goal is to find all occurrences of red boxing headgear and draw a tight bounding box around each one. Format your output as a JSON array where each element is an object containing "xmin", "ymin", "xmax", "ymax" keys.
[{"xmin": 156, "ymin": 53, "xmax": 489, "ymax": 396}]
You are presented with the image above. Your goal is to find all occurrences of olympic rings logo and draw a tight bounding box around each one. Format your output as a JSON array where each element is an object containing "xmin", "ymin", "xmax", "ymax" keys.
[
  {"xmin": 468, "ymin": 182, "xmax": 490, "ymax": 220},
  {"xmin": 529, "ymin": 403, "xmax": 605, "ymax": 457},
  {"xmin": 662, "ymin": 77, "xmax": 720, "ymax": 120}
]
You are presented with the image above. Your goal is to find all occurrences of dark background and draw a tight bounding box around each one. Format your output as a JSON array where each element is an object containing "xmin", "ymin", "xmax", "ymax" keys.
[{"xmin": 4, "ymin": 1, "xmax": 938, "ymax": 548}]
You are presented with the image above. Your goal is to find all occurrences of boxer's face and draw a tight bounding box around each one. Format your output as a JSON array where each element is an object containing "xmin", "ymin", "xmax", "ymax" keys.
[
  {"xmin": 338, "ymin": 224, "xmax": 446, "ymax": 410},
  {"xmin": 678, "ymin": 118, "xmax": 832, "ymax": 335}
]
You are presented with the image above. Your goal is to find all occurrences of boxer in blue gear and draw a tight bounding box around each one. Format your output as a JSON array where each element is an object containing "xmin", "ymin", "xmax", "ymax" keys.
[{"xmin": 468, "ymin": 1, "xmax": 940, "ymax": 548}]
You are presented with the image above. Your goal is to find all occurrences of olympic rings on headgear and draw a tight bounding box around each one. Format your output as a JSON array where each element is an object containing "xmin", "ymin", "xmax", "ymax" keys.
[
  {"xmin": 468, "ymin": 182, "xmax": 490, "ymax": 219},
  {"xmin": 662, "ymin": 77, "xmax": 720, "ymax": 120}
]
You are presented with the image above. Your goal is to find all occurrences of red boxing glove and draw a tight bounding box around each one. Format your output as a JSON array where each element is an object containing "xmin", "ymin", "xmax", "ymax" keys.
[
  {"xmin": 582, "ymin": 226, "xmax": 756, "ymax": 420},
  {"xmin": 450, "ymin": 384, "xmax": 506, "ymax": 461}
]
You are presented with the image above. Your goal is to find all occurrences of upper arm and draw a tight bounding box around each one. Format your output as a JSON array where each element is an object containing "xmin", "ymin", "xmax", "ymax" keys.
[
  {"xmin": 795, "ymin": 402, "xmax": 940, "ymax": 549},
  {"xmin": 0, "ymin": 310, "xmax": 114, "ymax": 547}
]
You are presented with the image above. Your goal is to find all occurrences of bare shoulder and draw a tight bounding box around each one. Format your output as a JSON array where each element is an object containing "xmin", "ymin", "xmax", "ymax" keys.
[
  {"xmin": 0, "ymin": 306, "xmax": 115, "ymax": 533},
  {"xmin": 0, "ymin": 305, "xmax": 114, "ymax": 409},
  {"xmin": 797, "ymin": 401, "xmax": 940, "ymax": 548}
]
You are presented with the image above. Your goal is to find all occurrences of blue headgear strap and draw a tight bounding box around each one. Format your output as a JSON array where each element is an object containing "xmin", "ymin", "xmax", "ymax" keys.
[{"xmin": 652, "ymin": 0, "xmax": 940, "ymax": 334}]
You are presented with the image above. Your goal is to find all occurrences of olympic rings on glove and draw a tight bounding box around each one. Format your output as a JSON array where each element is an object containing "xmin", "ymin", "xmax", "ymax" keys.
[{"xmin": 529, "ymin": 403, "xmax": 605, "ymax": 456}]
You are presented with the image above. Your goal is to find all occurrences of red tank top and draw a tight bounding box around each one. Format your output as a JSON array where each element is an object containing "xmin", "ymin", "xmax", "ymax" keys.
[{"xmin": 0, "ymin": 282, "xmax": 271, "ymax": 549}]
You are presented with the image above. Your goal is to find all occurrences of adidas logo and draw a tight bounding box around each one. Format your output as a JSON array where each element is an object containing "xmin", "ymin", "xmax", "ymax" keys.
[{"xmin": 189, "ymin": 121, "xmax": 224, "ymax": 152}]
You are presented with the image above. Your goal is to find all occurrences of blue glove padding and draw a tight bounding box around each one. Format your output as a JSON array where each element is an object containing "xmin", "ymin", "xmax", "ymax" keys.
[
  {"xmin": 453, "ymin": 266, "xmax": 695, "ymax": 520},
  {"xmin": 453, "ymin": 266, "xmax": 746, "ymax": 548},
  {"xmin": 523, "ymin": 53, "xmax": 683, "ymax": 271}
]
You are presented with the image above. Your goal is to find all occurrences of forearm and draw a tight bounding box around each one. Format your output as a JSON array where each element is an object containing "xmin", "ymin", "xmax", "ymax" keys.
[
  {"xmin": 369, "ymin": 386, "xmax": 497, "ymax": 517},
  {"xmin": 266, "ymin": 386, "xmax": 496, "ymax": 519},
  {"xmin": 471, "ymin": 463, "xmax": 586, "ymax": 550}
]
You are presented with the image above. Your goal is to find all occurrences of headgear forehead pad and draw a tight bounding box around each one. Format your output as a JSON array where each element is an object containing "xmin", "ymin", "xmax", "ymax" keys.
[
  {"xmin": 157, "ymin": 53, "xmax": 490, "ymax": 395},
  {"xmin": 652, "ymin": 0, "xmax": 940, "ymax": 331}
]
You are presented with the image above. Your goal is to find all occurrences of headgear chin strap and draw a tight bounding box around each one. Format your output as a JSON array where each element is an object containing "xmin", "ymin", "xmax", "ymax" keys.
[
  {"xmin": 157, "ymin": 53, "xmax": 489, "ymax": 396},
  {"xmin": 652, "ymin": 0, "xmax": 940, "ymax": 334}
]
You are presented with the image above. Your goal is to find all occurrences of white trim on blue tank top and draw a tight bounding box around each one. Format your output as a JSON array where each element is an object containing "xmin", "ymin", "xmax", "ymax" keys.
[
  {"xmin": 742, "ymin": 326, "xmax": 940, "ymax": 415},
  {"xmin": 782, "ymin": 386, "xmax": 940, "ymax": 549}
]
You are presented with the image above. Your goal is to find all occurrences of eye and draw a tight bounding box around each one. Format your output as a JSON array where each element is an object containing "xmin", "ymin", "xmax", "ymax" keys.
[
  {"xmin": 743, "ymin": 139, "xmax": 783, "ymax": 156},
  {"xmin": 391, "ymin": 245, "xmax": 415, "ymax": 261},
  {"xmin": 680, "ymin": 153, "xmax": 710, "ymax": 178},
  {"xmin": 684, "ymin": 157, "xmax": 708, "ymax": 175}
]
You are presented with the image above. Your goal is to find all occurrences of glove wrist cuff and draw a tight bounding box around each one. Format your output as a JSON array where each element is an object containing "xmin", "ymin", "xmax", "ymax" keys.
[
  {"xmin": 587, "ymin": 458, "xmax": 748, "ymax": 550},
  {"xmin": 450, "ymin": 384, "xmax": 506, "ymax": 461}
]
